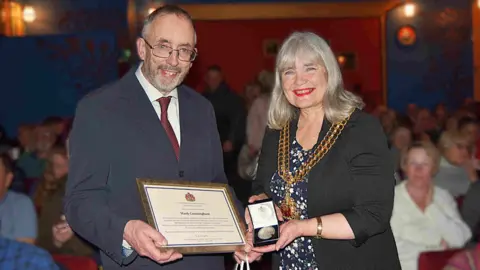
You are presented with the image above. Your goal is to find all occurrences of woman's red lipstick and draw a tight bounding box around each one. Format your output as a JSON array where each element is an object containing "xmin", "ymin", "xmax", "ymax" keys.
[{"xmin": 293, "ymin": 88, "xmax": 315, "ymax": 97}]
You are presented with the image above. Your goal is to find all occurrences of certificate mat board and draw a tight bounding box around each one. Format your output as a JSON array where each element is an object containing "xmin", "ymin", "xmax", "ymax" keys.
[{"xmin": 137, "ymin": 179, "xmax": 247, "ymax": 254}]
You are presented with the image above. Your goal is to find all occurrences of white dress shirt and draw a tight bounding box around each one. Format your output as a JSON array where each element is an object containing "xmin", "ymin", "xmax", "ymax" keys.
[
  {"xmin": 122, "ymin": 63, "xmax": 182, "ymax": 251},
  {"xmin": 391, "ymin": 182, "xmax": 472, "ymax": 270},
  {"xmin": 134, "ymin": 63, "xmax": 181, "ymax": 144}
]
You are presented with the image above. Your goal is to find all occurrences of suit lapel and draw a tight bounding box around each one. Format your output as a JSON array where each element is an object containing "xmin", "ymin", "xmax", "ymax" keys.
[
  {"xmin": 118, "ymin": 69, "xmax": 177, "ymax": 159},
  {"xmin": 177, "ymin": 85, "xmax": 195, "ymax": 162}
]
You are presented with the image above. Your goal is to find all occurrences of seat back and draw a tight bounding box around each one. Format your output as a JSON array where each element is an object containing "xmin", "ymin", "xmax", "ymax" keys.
[
  {"xmin": 418, "ymin": 249, "xmax": 462, "ymax": 270},
  {"xmin": 52, "ymin": 254, "xmax": 98, "ymax": 270}
]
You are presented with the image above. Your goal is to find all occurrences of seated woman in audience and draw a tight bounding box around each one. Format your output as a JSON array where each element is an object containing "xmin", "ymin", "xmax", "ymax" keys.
[
  {"xmin": 435, "ymin": 131, "xmax": 477, "ymax": 197},
  {"xmin": 36, "ymin": 146, "xmax": 94, "ymax": 256},
  {"xmin": 391, "ymin": 141, "xmax": 472, "ymax": 270}
]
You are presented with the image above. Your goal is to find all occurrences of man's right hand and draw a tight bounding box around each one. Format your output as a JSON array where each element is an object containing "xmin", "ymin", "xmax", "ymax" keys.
[{"xmin": 123, "ymin": 220, "xmax": 183, "ymax": 264}]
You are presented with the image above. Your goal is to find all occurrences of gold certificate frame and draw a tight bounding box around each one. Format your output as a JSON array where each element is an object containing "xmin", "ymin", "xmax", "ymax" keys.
[{"xmin": 136, "ymin": 178, "xmax": 247, "ymax": 254}]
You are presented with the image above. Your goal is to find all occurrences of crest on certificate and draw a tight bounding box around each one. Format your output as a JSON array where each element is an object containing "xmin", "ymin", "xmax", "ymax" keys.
[{"xmin": 185, "ymin": 192, "xmax": 196, "ymax": 202}]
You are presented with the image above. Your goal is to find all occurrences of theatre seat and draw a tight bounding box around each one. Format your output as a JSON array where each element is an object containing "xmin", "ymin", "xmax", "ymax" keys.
[
  {"xmin": 52, "ymin": 254, "xmax": 98, "ymax": 270},
  {"xmin": 418, "ymin": 249, "xmax": 462, "ymax": 270}
]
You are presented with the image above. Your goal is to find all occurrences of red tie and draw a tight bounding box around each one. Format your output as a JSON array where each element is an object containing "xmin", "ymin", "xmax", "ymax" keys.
[{"xmin": 157, "ymin": 97, "xmax": 179, "ymax": 160}]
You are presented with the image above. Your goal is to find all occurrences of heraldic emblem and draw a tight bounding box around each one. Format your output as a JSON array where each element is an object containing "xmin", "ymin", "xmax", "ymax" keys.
[{"xmin": 185, "ymin": 192, "xmax": 195, "ymax": 202}]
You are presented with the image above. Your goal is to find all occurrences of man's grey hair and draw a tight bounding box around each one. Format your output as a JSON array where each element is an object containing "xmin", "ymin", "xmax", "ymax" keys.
[{"xmin": 141, "ymin": 4, "xmax": 197, "ymax": 44}]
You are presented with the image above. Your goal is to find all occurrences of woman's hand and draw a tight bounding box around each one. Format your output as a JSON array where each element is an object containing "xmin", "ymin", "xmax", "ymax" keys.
[
  {"xmin": 248, "ymin": 194, "xmax": 284, "ymax": 222},
  {"xmin": 252, "ymin": 219, "xmax": 314, "ymax": 253},
  {"xmin": 52, "ymin": 219, "xmax": 74, "ymax": 248},
  {"xmin": 248, "ymin": 145, "xmax": 259, "ymax": 158}
]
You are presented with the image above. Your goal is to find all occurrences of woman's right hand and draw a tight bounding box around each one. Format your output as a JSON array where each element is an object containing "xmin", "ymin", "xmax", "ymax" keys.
[{"xmin": 52, "ymin": 219, "xmax": 74, "ymax": 248}]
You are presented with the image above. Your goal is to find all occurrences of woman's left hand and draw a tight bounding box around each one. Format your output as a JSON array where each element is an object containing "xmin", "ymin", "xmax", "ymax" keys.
[{"xmin": 252, "ymin": 219, "xmax": 308, "ymax": 253}]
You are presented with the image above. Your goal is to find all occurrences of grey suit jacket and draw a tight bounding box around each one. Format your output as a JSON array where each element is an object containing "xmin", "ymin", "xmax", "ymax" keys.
[{"xmin": 64, "ymin": 68, "xmax": 233, "ymax": 270}]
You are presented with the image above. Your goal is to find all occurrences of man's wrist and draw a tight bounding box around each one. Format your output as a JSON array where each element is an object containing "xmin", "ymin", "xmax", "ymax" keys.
[
  {"xmin": 123, "ymin": 220, "xmax": 133, "ymax": 249},
  {"xmin": 122, "ymin": 240, "xmax": 132, "ymax": 249}
]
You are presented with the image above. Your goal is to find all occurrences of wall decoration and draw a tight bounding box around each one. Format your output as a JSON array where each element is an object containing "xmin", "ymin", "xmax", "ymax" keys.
[
  {"xmin": 185, "ymin": 18, "xmax": 381, "ymax": 100},
  {"xmin": 396, "ymin": 25, "xmax": 417, "ymax": 46},
  {"xmin": 337, "ymin": 52, "xmax": 357, "ymax": 70},
  {"xmin": 386, "ymin": 0, "xmax": 473, "ymax": 113},
  {"xmin": 0, "ymin": 32, "xmax": 119, "ymax": 136},
  {"xmin": 263, "ymin": 39, "xmax": 280, "ymax": 57}
]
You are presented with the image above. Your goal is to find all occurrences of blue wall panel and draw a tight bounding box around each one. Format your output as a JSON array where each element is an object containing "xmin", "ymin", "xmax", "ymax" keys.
[{"xmin": 0, "ymin": 33, "xmax": 119, "ymax": 136}]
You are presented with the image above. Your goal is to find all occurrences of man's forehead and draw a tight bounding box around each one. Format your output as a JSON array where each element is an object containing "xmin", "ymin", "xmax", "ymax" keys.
[{"xmin": 147, "ymin": 14, "xmax": 195, "ymax": 45}]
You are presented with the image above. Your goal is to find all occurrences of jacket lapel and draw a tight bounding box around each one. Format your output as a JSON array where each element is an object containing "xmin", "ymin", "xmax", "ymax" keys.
[
  {"xmin": 177, "ymin": 85, "xmax": 195, "ymax": 163},
  {"xmin": 117, "ymin": 69, "xmax": 177, "ymax": 159}
]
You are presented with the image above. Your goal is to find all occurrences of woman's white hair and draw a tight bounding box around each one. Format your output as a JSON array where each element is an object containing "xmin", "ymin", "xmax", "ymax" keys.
[{"xmin": 267, "ymin": 31, "xmax": 364, "ymax": 130}]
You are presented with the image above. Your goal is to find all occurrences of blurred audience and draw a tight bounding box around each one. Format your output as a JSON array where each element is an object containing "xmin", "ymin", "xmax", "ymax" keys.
[
  {"xmin": 435, "ymin": 131, "xmax": 477, "ymax": 197},
  {"xmin": 391, "ymin": 142, "xmax": 471, "ymax": 270},
  {"xmin": 35, "ymin": 146, "xmax": 94, "ymax": 256},
  {"xmin": 0, "ymin": 154, "xmax": 37, "ymax": 244},
  {"xmin": 0, "ymin": 236, "xmax": 61, "ymax": 270}
]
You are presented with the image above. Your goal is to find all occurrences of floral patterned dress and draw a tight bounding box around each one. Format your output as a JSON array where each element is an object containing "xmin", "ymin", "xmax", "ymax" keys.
[{"xmin": 270, "ymin": 139, "xmax": 318, "ymax": 270}]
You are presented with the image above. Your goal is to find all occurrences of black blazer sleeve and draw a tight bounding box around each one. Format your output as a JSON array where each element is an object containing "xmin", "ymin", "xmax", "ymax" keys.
[
  {"xmin": 340, "ymin": 114, "xmax": 395, "ymax": 247},
  {"xmin": 252, "ymin": 128, "xmax": 278, "ymax": 196},
  {"xmin": 461, "ymin": 181, "xmax": 480, "ymax": 234},
  {"xmin": 64, "ymin": 98, "xmax": 133, "ymax": 265}
]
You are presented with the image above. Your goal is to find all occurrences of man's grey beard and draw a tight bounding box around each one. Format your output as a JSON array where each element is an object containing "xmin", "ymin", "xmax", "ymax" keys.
[{"xmin": 145, "ymin": 66, "xmax": 188, "ymax": 95}]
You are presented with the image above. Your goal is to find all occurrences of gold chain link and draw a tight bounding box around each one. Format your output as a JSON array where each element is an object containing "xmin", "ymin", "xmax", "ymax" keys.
[{"xmin": 277, "ymin": 111, "xmax": 354, "ymax": 219}]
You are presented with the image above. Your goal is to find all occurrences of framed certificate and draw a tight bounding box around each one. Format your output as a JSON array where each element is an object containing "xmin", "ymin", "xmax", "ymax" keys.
[{"xmin": 136, "ymin": 179, "xmax": 247, "ymax": 254}]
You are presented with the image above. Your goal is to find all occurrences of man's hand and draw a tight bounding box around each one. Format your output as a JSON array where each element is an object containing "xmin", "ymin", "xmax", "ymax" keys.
[
  {"xmin": 234, "ymin": 208, "xmax": 262, "ymax": 264},
  {"xmin": 123, "ymin": 220, "xmax": 182, "ymax": 264}
]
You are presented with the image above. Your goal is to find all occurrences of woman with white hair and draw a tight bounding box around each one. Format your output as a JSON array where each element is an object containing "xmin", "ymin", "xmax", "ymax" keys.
[{"xmin": 244, "ymin": 31, "xmax": 401, "ymax": 269}]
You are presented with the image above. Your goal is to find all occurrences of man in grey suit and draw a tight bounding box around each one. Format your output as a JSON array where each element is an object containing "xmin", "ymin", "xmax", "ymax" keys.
[{"xmin": 64, "ymin": 5, "xmax": 246, "ymax": 269}]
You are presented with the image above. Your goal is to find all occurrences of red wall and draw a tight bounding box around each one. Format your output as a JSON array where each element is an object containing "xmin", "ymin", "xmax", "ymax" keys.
[{"xmin": 185, "ymin": 18, "xmax": 382, "ymax": 99}]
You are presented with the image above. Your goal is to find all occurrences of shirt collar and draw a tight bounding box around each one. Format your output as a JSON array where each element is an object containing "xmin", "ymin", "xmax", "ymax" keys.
[{"xmin": 135, "ymin": 62, "xmax": 178, "ymax": 103}]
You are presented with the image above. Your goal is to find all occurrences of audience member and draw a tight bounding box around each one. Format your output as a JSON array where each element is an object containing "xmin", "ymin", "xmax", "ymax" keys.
[
  {"xmin": 243, "ymin": 81, "xmax": 262, "ymax": 111},
  {"xmin": 0, "ymin": 154, "xmax": 37, "ymax": 244},
  {"xmin": 0, "ymin": 236, "xmax": 60, "ymax": 270},
  {"xmin": 203, "ymin": 65, "xmax": 246, "ymax": 180},
  {"xmin": 390, "ymin": 126, "xmax": 413, "ymax": 177},
  {"xmin": 16, "ymin": 124, "xmax": 55, "ymax": 179},
  {"xmin": 0, "ymin": 125, "xmax": 13, "ymax": 155},
  {"xmin": 36, "ymin": 146, "xmax": 94, "ymax": 256},
  {"xmin": 435, "ymin": 131, "xmax": 477, "ymax": 197},
  {"xmin": 17, "ymin": 124, "xmax": 36, "ymax": 153},
  {"xmin": 391, "ymin": 141, "xmax": 471, "ymax": 270}
]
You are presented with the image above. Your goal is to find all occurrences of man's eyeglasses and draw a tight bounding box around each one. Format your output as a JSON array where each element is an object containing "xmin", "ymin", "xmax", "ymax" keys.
[{"xmin": 142, "ymin": 38, "xmax": 197, "ymax": 62}]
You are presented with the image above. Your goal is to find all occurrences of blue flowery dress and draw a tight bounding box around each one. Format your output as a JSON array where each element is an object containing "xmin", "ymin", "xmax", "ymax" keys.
[{"xmin": 270, "ymin": 139, "xmax": 318, "ymax": 270}]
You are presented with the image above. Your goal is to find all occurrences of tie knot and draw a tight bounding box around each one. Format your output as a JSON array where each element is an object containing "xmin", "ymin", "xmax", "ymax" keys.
[{"xmin": 157, "ymin": 97, "xmax": 172, "ymax": 113}]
